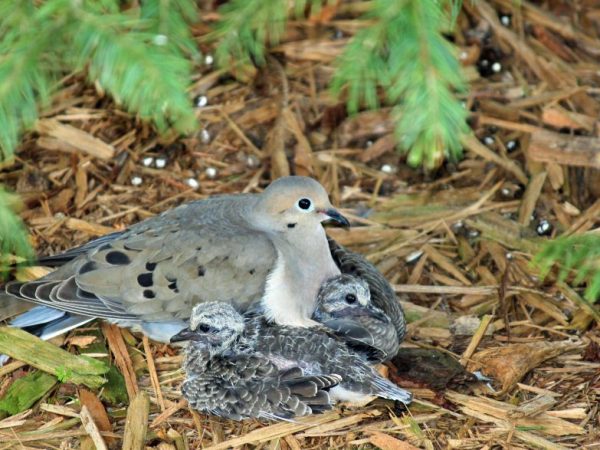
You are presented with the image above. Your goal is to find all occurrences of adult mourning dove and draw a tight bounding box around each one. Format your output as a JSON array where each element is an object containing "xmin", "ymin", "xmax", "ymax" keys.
[
  {"xmin": 312, "ymin": 275, "xmax": 400, "ymax": 363},
  {"xmin": 174, "ymin": 302, "xmax": 341, "ymax": 420},
  {"xmin": 173, "ymin": 304, "xmax": 413, "ymax": 406},
  {"xmin": 1, "ymin": 176, "xmax": 350, "ymax": 342}
]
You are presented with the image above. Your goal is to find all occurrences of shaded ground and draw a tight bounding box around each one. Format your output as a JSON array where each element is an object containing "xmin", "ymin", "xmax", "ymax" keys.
[{"xmin": 0, "ymin": 0, "xmax": 599, "ymax": 448}]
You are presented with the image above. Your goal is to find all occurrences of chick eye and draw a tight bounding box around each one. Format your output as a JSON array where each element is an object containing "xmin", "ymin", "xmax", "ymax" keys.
[
  {"xmin": 345, "ymin": 293, "xmax": 357, "ymax": 304},
  {"xmin": 297, "ymin": 198, "xmax": 312, "ymax": 211},
  {"xmin": 198, "ymin": 323, "xmax": 211, "ymax": 333}
]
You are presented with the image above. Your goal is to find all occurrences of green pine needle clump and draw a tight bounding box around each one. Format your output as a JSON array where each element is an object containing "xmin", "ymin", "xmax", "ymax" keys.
[
  {"xmin": 211, "ymin": 0, "xmax": 326, "ymax": 68},
  {"xmin": 533, "ymin": 234, "xmax": 600, "ymax": 303},
  {"xmin": 331, "ymin": 0, "xmax": 469, "ymax": 168},
  {"xmin": 212, "ymin": 0, "xmax": 469, "ymax": 169},
  {"xmin": 0, "ymin": 0, "xmax": 201, "ymax": 269},
  {"xmin": 0, "ymin": 188, "xmax": 34, "ymax": 277},
  {"xmin": 0, "ymin": 0, "xmax": 200, "ymax": 160}
]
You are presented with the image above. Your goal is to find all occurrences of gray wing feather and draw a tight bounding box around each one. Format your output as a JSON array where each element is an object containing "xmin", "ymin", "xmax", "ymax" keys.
[{"xmin": 3, "ymin": 198, "xmax": 276, "ymax": 322}]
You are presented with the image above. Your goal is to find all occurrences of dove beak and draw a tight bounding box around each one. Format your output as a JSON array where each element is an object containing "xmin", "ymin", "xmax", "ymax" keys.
[
  {"xmin": 170, "ymin": 328, "xmax": 201, "ymax": 343},
  {"xmin": 319, "ymin": 208, "xmax": 350, "ymax": 227}
]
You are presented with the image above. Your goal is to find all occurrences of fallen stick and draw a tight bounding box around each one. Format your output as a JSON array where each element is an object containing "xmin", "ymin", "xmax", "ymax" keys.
[{"xmin": 0, "ymin": 327, "xmax": 108, "ymax": 389}]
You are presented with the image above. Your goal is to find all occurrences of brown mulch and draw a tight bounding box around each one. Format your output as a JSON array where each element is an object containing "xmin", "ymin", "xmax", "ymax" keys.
[{"xmin": 1, "ymin": 1, "xmax": 600, "ymax": 448}]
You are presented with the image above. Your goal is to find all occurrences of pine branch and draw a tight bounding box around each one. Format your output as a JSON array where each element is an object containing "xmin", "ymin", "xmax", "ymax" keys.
[
  {"xmin": 533, "ymin": 234, "xmax": 600, "ymax": 303},
  {"xmin": 0, "ymin": 0, "xmax": 62, "ymax": 160},
  {"xmin": 140, "ymin": 0, "xmax": 200, "ymax": 59},
  {"xmin": 0, "ymin": 0, "xmax": 202, "ymax": 268},
  {"xmin": 332, "ymin": 0, "xmax": 469, "ymax": 169},
  {"xmin": 69, "ymin": 3, "xmax": 197, "ymax": 134},
  {"xmin": 0, "ymin": 188, "xmax": 33, "ymax": 278},
  {"xmin": 211, "ymin": 0, "xmax": 290, "ymax": 67}
]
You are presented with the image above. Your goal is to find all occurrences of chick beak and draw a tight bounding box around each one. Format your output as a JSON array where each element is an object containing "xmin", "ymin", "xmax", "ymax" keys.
[
  {"xmin": 170, "ymin": 328, "xmax": 201, "ymax": 343},
  {"xmin": 319, "ymin": 208, "xmax": 350, "ymax": 227}
]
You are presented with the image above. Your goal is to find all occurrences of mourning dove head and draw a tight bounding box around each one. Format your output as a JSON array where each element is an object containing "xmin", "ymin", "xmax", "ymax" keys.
[
  {"xmin": 251, "ymin": 176, "xmax": 349, "ymax": 236},
  {"xmin": 313, "ymin": 275, "xmax": 388, "ymax": 323},
  {"xmin": 171, "ymin": 302, "xmax": 244, "ymax": 356}
]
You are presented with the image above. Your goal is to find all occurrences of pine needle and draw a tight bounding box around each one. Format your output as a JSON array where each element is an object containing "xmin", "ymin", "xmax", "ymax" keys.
[{"xmin": 533, "ymin": 234, "xmax": 600, "ymax": 303}]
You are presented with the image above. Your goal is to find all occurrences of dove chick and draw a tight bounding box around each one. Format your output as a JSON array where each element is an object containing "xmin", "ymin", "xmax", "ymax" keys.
[
  {"xmin": 173, "ymin": 302, "xmax": 341, "ymax": 420},
  {"xmin": 175, "ymin": 304, "xmax": 412, "ymax": 406},
  {"xmin": 327, "ymin": 239, "xmax": 406, "ymax": 354},
  {"xmin": 313, "ymin": 274, "xmax": 400, "ymax": 363}
]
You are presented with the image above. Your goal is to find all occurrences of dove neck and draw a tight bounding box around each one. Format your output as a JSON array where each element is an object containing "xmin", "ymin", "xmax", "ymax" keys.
[{"xmin": 262, "ymin": 228, "xmax": 340, "ymax": 327}]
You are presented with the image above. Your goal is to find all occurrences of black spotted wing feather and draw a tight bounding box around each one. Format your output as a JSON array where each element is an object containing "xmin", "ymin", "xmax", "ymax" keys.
[{"xmin": 5, "ymin": 197, "xmax": 275, "ymax": 322}]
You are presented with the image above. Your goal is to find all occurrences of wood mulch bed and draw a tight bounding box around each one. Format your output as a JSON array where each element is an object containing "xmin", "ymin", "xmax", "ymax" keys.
[{"xmin": 0, "ymin": 1, "xmax": 599, "ymax": 448}]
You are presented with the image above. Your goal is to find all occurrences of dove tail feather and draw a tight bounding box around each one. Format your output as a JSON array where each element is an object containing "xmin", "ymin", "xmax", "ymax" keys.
[{"xmin": 372, "ymin": 376, "xmax": 412, "ymax": 404}]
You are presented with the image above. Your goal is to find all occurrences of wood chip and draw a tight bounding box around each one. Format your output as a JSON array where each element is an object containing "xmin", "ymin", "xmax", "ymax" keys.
[
  {"xmin": 80, "ymin": 405, "xmax": 108, "ymax": 450},
  {"xmin": 528, "ymin": 129, "xmax": 600, "ymax": 168},
  {"xmin": 101, "ymin": 323, "xmax": 138, "ymax": 398},
  {"xmin": 35, "ymin": 119, "xmax": 115, "ymax": 160},
  {"xmin": 368, "ymin": 431, "xmax": 420, "ymax": 450},
  {"xmin": 122, "ymin": 391, "xmax": 150, "ymax": 450}
]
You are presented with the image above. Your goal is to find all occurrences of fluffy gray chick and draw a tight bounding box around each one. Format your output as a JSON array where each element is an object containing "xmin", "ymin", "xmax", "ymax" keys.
[
  {"xmin": 202, "ymin": 303, "xmax": 412, "ymax": 405},
  {"xmin": 173, "ymin": 302, "xmax": 341, "ymax": 421},
  {"xmin": 312, "ymin": 274, "xmax": 400, "ymax": 363}
]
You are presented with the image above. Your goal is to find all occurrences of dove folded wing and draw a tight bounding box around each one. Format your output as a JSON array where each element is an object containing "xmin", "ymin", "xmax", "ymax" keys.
[
  {"xmin": 5, "ymin": 199, "xmax": 275, "ymax": 325},
  {"xmin": 182, "ymin": 351, "xmax": 340, "ymax": 420}
]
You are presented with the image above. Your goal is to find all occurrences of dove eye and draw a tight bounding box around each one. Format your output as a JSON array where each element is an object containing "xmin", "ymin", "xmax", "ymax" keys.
[
  {"xmin": 345, "ymin": 293, "xmax": 357, "ymax": 304},
  {"xmin": 296, "ymin": 198, "xmax": 313, "ymax": 212},
  {"xmin": 198, "ymin": 324, "xmax": 211, "ymax": 333}
]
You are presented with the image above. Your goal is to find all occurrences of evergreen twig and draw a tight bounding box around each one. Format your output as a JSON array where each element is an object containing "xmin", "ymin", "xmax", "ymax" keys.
[
  {"xmin": 332, "ymin": 0, "xmax": 469, "ymax": 168},
  {"xmin": 533, "ymin": 234, "xmax": 600, "ymax": 303},
  {"xmin": 0, "ymin": 188, "xmax": 34, "ymax": 277},
  {"xmin": 212, "ymin": 0, "xmax": 469, "ymax": 169},
  {"xmin": 0, "ymin": 0, "xmax": 200, "ymax": 267}
]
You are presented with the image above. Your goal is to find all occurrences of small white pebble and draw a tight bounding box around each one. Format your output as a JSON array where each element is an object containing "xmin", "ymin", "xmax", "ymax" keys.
[
  {"xmin": 196, "ymin": 95, "xmax": 208, "ymax": 108},
  {"xmin": 468, "ymin": 229, "xmax": 480, "ymax": 238},
  {"xmin": 405, "ymin": 250, "xmax": 424, "ymax": 264},
  {"xmin": 200, "ymin": 128, "xmax": 211, "ymax": 144},
  {"xmin": 500, "ymin": 15, "xmax": 511, "ymax": 26},
  {"xmin": 153, "ymin": 34, "xmax": 168, "ymax": 46},
  {"xmin": 506, "ymin": 252, "xmax": 514, "ymax": 260},
  {"xmin": 366, "ymin": 140, "xmax": 374, "ymax": 147},
  {"xmin": 483, "ymin": 136, "xmax": 495, "ymax": 145},
  {"xmin": 506, "ymin": 140, "xmax": 517, "ymax": 151},
  {"xmin": 142, "ymin": 156, "xmax": 154, "ymax": 167},
  {"xmin": 186, "ymin": 177, "xmax": 200, "ymax": 189},
  {"xmin": 501, "ymin": 187, "xmax": 511, "ymax": 197},
  {"xmin": 246, "ymin": 155, "xmax": 260, "ymax": 168},
  {"xmin": 155, "ymin": 157, "xmax": 167, "ymax": 169},
  {"xmin": 380, "ymin": 164, "xmax": 396, "ymax": 174},
  {"xmin": 131, "ymin": 176, "xmax": 143, "ymax": 186},
  {"xmin": 205, "ymin": 167, "xmax": 218, "ymax": 179},
  {"xmin": 204, "ymin": 54, "xmax": 214, "ymax": 65},
  {"xmin": 459, "ymin": 51, "xmax": 468, "ymax": 60},
  {"xmin": 492, "ymin": 62, "xmax": 502, "ymax": 73},
  {"xmin": 452, "ymin": 220, "xmax": 465, "ymax": 231}
]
